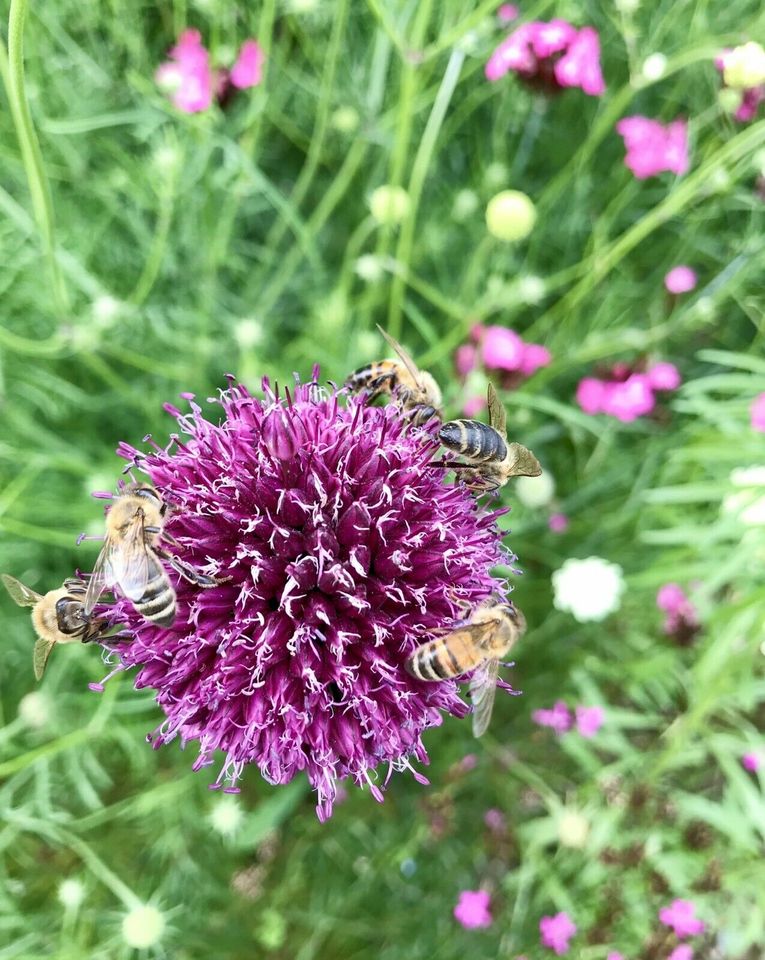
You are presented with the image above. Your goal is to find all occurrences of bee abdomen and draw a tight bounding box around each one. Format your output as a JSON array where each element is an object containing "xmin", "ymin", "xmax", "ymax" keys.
[
  {"xmin": 135, "ymin": 572, "xmax": 176, "ymax": 627},
  {"xmin": 439, "ymin": 420, "xmax": 507, "ymax": 462},
  {"xmin": 406, "ymin": 635, "xmax": 480, "ymax": 682}
]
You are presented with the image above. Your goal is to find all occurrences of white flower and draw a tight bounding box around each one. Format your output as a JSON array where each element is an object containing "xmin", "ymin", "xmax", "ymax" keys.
[
  {"xmin": 18, "ymin": 691, "xmax": 52, "ymax": 729},
  {"xmin": 552, "ymin": 557, "xmax": 625, "ymax": 622},
  {"xmin": 723, "ymin": 466, "xmax": 765, "ymax": 526},
  {"xmin": 354, "ymin": 254, "xmax": 385, "ymax": 283},
  {"xmin": 557, "ymin": 810, "xmax": 590, "ymax": 848},
  {"xmin": 515, "ymin": 471, "xmax": 554, "ymax": 508},
  {"xmin": 92, "ymin": 295, "xmax": 122, "ymax": 327},
  {"xmin": 518, "ymin": 275, "xmax": 546, "ymax": 305},
  {"xmin": 641, "ymin": 53, "xmax": 667, "ymax": 81},
  {"xmin": 208, "ymin": 796, "xmax": 244, "ymax": 837},
  {"xmin": 121, "ymin": 904, "xmax": 166, "ymax": 949},
  {"xmin": 723, "ymin": 41, "xmax": 765, "ymax": 90},
  {"xmin": 234, "ymin": 318, "xmax": 264, "ymax": 350},
  {"xmin": 58, "ymin": 879, "xmax": 86, "ymax": 910},
  {"xmin": 451, "ymin": 189, "xmax": 479, "ymax": 222}
]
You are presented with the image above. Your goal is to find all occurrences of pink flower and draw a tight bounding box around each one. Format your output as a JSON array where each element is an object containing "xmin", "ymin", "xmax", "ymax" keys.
[
  {"xmin": 716, "ymin": 49, "xmax": 765, "ymax": 123},
  {"xmin": 548, "ymin": 513, "xmax": 569, "ymax": 534},
  {"xmin": 751, "ymin": 393, "xmax": 765, "ymax": 432},
  {"xmin": 668, "ymin": 947, "xmax": 693, "ymax": 960},
  {"xmin": 742, "ymin": 752, "xmax": 762, "ymax": 772},
  {"xmin": 616, "ymin": 116, "xmax": 690, "ymax": 179},
  {"xmin": 532, "ymin": 701, "xmax": 572, "ymax": 734},
  {"xmin": 539, "ymin": 912, "xmax": 577, "ymax": 955},
  {"xmin": 575, "ymin": 705, "xmax": 604, "ymax": 738},
  {"xmin": 155, "ymin": 29, "xmax": 214, "ymax": 113},
  {"xmin": 607, "ymin": 954, "xmax": 625, "ymax": 960},
  {"xmin": 455, "ymin": 344, "xmax": 478, "ymax": 377},
  {"xmin": 519, "ymin": 343, "xmax": 552, "ymax": 376},
  {"xmin": 664, "ymin": 266, "xmax": 697, "ymax": 294},
  {"xmin": 647, "ymin": 362, "xmax": 682, "ymax": 391},
  {"xmin": 554, "ymin": 27, "xmax": 606, "ymax": 96},
  {"xmin": 576, "ymin": 377, "xmax": 607, "ymax": 415},
  {"xmin": 481, "ymin": 326, "xmax": 525, "ymax": 371},
  {"xmin": 601, "ymin": 374, "xmax": 655, "ymax": 422},
  {"xmin": 484, "ymin": 808, "xmax": 507, "ymax": 831},
  {"xmin": 657, "ymin": 584, "xmax": 689, "ymax": 614},
  {"xmin": 497, "ymin": 3, "xmax": 519, "ymax": 22},
  {"xmin": 230, "ymin": 39, "xmax": 265, "ymax": 90},
  {"xmin": 463, "ymin": 395, "xmax": 487, "ymax": 417},
  {"xmin": 659, "ymin": 899, "xmax": 705, "ymax": 938},
  {"xmin": 454, "ymin": 890, "xmax": 492, "ymax": 929},
  {"xmin": 486, "ymin": 21, "xmax": 605, "ymax": 97},
  {"xmin": 656, "ymin": 583, "xmax": 700, "ymax": 642}
]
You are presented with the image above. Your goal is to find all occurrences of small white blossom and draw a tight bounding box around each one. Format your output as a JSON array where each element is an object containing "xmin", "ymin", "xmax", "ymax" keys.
[
  {"xmin": 121, "ymin": 904, "xmax": 166, "ymax": 949},
  {"xmin": 642, "ymin": 53, "xmax": 668, "ymax": 81},
  {"xmin": 18, "ymin": 691, "xmax": 52, "ymax": 729},
  {"xmin": 557, "ymin": 810, "xmax": 590, "ymax": 848},
  {"xmin": 58, "ymin": 879, "xmax": 86, "ymax": 910},
  {"xmin": 92, "ymin": 295, "xmax": 122, "ymax": 327},
  {"xmin": 552, "ymin": 557, "xmax": 625, "ymax": 622},
  {"xmin": 723, "ymin": 466, "xmax": 765, "ymax": 526},
  {"xmin": 451, "ymin": 189, "xmax": 479, "ymax": 222},
  {"xmin": 484, "ymin": 162, "xmax": 508, "ymax": 189},
  {"xmin": 209, "ymin": 796, "xmax": 244, "ymax": 837},
  {"xmin": 354, "ymin": 254, "xmax": 385, "ymax": 282},
  {"xmin": 331, "ymin": 106, "xmax": 359, "ymax": 133},
  {"xmin": 518, "ymin": 275, "xmax": 546, "ymax": 304},
  {"xmin": 515, "ymin": 471, "xmax": 555, "ymax": 508},
  {"xmin": 234, "ymin": 318, "xmax": 264, "ymax": 350}
]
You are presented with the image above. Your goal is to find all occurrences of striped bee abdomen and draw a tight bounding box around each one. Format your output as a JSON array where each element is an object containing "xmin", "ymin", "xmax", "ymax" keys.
[
  {"xmin": 135, "ymin": 565, "xmax": 176, "ymax": 627},
  {"xmin": 439, "ymin": 420, "xmax": 508, "ymax": 463},
  {"xmin": 405, "ymin": 630, "xmax": 483, "ymax": 681}
]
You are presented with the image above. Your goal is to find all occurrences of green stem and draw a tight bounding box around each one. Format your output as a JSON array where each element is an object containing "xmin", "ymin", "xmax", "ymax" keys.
[
  {"xmin": 387, "ymin": 48, "xmax": 465, "ymax": 340},
  {"xmin": 2, "ymin": 0, "xmax": 69, "ymax": 315}
]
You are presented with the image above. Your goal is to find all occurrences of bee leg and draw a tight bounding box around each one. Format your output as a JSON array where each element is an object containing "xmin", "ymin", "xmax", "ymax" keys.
[
  {"xmin": 159, "ymin": 550, "xmax": 229, "ymax": 588},
  {"xmin": 159, "ymin": 530, "xmax": 182, "ymax": 549}
]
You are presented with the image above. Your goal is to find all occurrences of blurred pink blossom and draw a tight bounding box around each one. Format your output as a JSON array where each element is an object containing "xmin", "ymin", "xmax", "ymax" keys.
[
  {"xmin": 486, "ymin": 20, "xmax": 604, "ymax": 97},
  {"xmin": 607, "ymin": 954, "xmax": 625, "ymax": 960},
  {"xmin": 647, "ymin": 362, "xmax": 682, "ymax": 391},
  {"xmin": 751, "ymin": 393, "xmax": 765, "ymax": 432},
  {"xmin": 463, "ymin": 395, "xmax": 487, "ymax": 417},
  {"xmin": 659, "ymin": 899, "xmax": 705, "ymax": 938},
  {"xmin": 668, "ymin": 947, "xmax": 693, "ymax": 960},
  {"xmin": 576, "ymin": 377, "xmax": 608, "ymax": 414},
  {"xmin": 548, "ymin": 513, "xmax": 569, "ymax": 534},
  {"xmin": 575, "ymin": 705, "xmax": 604, "ymax": 738},
  {"xmin": 532, "ymin": 701, "xmax": 572, "ymax": 734},
  {"xmin": 456, "ymin": 344, "xmax": 478, "ymax": 377},
  {"xmin": 539, "ymin": 912, "xmax": 577, "ymax": 955},
  {"xmin": 454, "ymin": 890, "xmax": 492, "ymax": 929},
  {"xmin": 716, "ymin": 49, "xmax": 765, "ymax": 122},
  {"xmin": 664, "ymin": 266, "xmax": 697, "ymax": 294},
  {"xmin": 481, "ymin": 326, "xmax": 526, "ymax": 371},
  {"xmin": 742, "ymin": 752, "xmax": 762, "ymax": 772},
  {"xmin": 616, "ymin": 116, "xmax": 689, "ymax": 179},
  {"xmin": 657, "ymin": 583, "xmax": 699, "ymax": 639},
  {"xmin": 230, "ymin": 39, "xmax": 265, "ymax": 89},
  {"xmin": 497, "ymin": 3, "xmax": 519, "ymax": 22},
  {"xmin": 156, "ymin": 29, "xmax": 214, "ymax": 113},
  {"xmin": 601, "ymin": 374, "xmax": 656, "ymax": 422},
  {"xmin": 519, "ymin": 343, "xmax": 552, "ymax": 376},
  {"xmin": 484, "ymin": 808, "xmax": 507, "ymax": 831}
]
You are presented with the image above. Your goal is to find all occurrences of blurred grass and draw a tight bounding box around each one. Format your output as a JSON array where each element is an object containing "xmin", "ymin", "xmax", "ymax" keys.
[{"xmin": 1, "ymin": 0, "xmax": 765, "ymax": 958}]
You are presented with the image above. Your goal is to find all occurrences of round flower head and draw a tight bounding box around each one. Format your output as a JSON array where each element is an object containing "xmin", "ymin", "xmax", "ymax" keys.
[
  {"xmin": 454, "ymin": 889, "xmax": 492, "ymax": 929},
  {"xmin": 552, "ymin": 557, "xmax": 625, "ymax": 622},
  {"xmin": 664, "ymin": 266, "xmax": 697, "ymax": 295},
  {"xmin": 101, "ymin": 373, "xmax": 509, "ymax": 819}
]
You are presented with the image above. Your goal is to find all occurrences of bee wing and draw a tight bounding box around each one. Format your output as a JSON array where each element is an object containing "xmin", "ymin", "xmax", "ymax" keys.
[
  {"xmin": 109, "ymin": 517, "xmax": 153, "ymax": 601},
  {"xmin": 2, "ymin": 574, "xmax": 43, "ymax": 608},
  {"xmin": 33, "ymin": 637, "xmax": 56, "ymax": 681},
  {"xmin": 506, "ymin": 442, "xmax": 542, "ymax": 478},
  {"xmin": 487, "ymin": 382, "xmax": 507, "ymax": 440},
  {"xmin": 470, "ymin": 658, "xmax": 500, "ymax": 738},
  {"xmin": 376, "ymin": 324, "xmax": 425, "ymax": 389}
]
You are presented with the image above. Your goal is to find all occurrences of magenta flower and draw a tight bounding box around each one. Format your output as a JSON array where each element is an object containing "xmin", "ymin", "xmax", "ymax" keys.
[
  {"xmin": 751, "ymin": 393, "xmax": 765, "ymax": 432},
  {"xmin": 716, "ymin": 49, "xmax": 765, "ymax": 122},
  {"xmin": 455, "ymin": 344, "xmax": 478, "ymax": 378},
  {"xmin": 616, "ymin": 116, "xmax": 690, "ymax": 179},
  {"xmin": 607, "ymin": 954, "xmax": 625, "ymax": 960},
  {"xmin": 742, "ymin": 752, "xmax": 762, "ymax": 772},
  {"xmin": 647, "ymin": 362, "xmax": 682, "ymax": 391},
  {"xmin": 463, "ymin": 395, "xmax": 487, "ymax": 417},
  {"xmin": 486, "ymin": 20, "xmax": 605, "ymax": 97},
  {"xmin": 481, "ymin": 326, "xmax": 526, "ymax": 371},
  {"xmin": 155, "ymin": 29, "xmax": 214, "ymax": 113},
  {"xmin": 532, "ymin": 700, "xmax": 572, "ymax": 734},
  {"xmin": 467, "ymin": 325, "xmax": 551, "ymax": 386},
  {"xmin": 484, "ymin": 807, "xmax": 507, "ymax": 831},
  {"xmin": 230, "ymin": 39, "xmax": 264, "ymax": 90},
  {"xmin": 656, "ymin": 583, "xmax": 699, "ymax": 642},
  {"xmin": 664, "ymin": 266, "xmax": 697, "ymax": 295},
  {"xmin": 539, "ymin": 912, "xmax": 577, "ymax": 954},
  {"xmin": 601, "ymin": 374, "xmax": 656, "ymax": 422},
  {"xmin": 497, "ymin": 3, "xmax": 519, "ymax": 22},
  {"xmin": 668, "ymin": 947, "xmax": 693, "ymax": 960},
  {"xmin": 659, "ymin": 899, "xmax": 705, "ymax": 938},
  {"xmin": 575, "ymin": 705, "xmax": 604, "ymax": 738},
  {"xmin": 576, "ymin": 377, "xmax": 608, "ymax": 414},
  {"xmin": 548, "ymin": 513, "xmax": 569, "ymax": 534},
  {"xmin": 99, "ymin": 373, "xmax": 509, "ymax": 820},
  {"xmin": 520, "ymin": 343, "xmax": 552, "ymax": 376},
  {"xmin": 454, "ymin": 890, "xmax": 492, "ymax": 929}
]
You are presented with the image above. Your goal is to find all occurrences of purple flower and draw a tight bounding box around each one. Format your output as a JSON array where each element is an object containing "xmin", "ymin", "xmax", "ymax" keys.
[
  {"xmin": 230, "ymin": 39, "xmax": 264, "ymax": 90},
  {"xmin": 454, "ymin": 890, "xmax": 492, "ymax": 929},
  {"xmin": 601, "ymin": 374, "xmax": 656, "ymax": 422},
  {"xmin": 616, "ymin": 116, "xmax": 690, "ymax": 179},
  {"xmin": 532, "ymin": 700, "xmax": 572, "ymax": 734},
  {"xmin": 548, "ymin": 512, "xmax": 569, "ymax": 534},
  {"xmin": 607, "ymin": 953, "xmax": 625, "ymax": 960},
  {"xmin": 742, "ymin": 751, "xmax": 762, "ymax": 772},
  {"xmin": 659, "ymin": 899, "xmax": 705, "ymax": 938},
  {"xmin": 647, "ymin": 362, "xmax": 682, "ymax": 391},
  {"xmin": 664, "ymin": 266, "xmax": 697, "ymax": 294},
  {"xmin": 576, "ymin": 377, "xmax": 608, "ymax": 414},
  {"xmin": 484, "ymin": 807, "xmax": 507, "ymax": 831},
  {"xmin": 575, "ymin": 705, "xmax": 604, "ymax": 738},
  {"xmin": 497, "ymin": 3, "xmax": 519, "ymax": 22},
  {"xmin": 486, "ymin": 20, "xmax": 605, "ymax": 97},
  {"xmin": 539, "ymin": 911, "xmax": 577, "ymax": 954},
  {"xmin": 751, "ymin": 393, "xmax": 765, "ymax": 432},
  {"xmin": 656, "ymin": 583, "xmax": 700, "ymax": 643},
  {"xmin": 155, "ymin": 29, "xmax": 214, "ymax": 114},
  {"xmin": 98, "ymin": 374, "xmax": 509, "ymax": 820}
]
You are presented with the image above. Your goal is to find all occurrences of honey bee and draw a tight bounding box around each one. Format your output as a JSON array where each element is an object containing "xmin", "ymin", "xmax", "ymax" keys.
[
  {"xmin": 437, "ymin": 383, "xmax": 541, "ymax": 491},
  {"xmin": 345, "ymin": 325, "xmax": 442, "ymax": 426},
  {"xmin": 405, "ymin": 599, "xmax": 526, "ymax": 737},
  {"xmin": 84, "ymin": 483, "xmax": 222, "ymax": 628},
  {"xmin": 2, "ymin": 574, "xmax": 109, "ymax": 680}
]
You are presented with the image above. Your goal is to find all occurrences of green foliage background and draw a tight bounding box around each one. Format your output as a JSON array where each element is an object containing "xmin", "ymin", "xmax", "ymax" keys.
[{"xmin": 1, "ymin": 0, "xmax": 765, "ymax": 957}]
